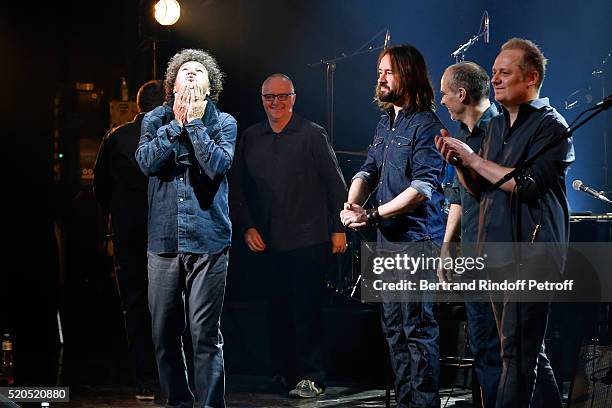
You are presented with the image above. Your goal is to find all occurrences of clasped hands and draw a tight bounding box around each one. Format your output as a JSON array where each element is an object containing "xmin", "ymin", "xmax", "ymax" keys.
[
  {"xmin": 173, "ymin": 82, "xmax": 208, "ymax": 125},
  {"xmin": 340, "ymin": 203, "xmax": 368, "ymax": 229},
  {"xmin": 434, "ymin": 129, "xmax": 477, "ymax": 168}
]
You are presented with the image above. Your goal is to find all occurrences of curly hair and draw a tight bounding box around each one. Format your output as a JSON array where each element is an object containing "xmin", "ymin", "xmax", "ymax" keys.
[{"xmin": 164, "ymin": 48, "xmax": 225, "ymax": 104}]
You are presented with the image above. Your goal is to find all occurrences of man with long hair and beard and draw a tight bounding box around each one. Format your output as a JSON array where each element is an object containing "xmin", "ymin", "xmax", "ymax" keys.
[{"xmin": 341, "ymin": 45, "xmax": 446, "ymax": 407}]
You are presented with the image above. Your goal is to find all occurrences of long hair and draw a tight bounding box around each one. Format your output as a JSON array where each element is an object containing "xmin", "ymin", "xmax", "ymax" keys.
[
  {"xmin": 164, "ymin": 48, "xmax": 225, "ymax": 105},
  {"xmin": 375, "ymin": 44, "xmax": 435, "ymax": 112}
]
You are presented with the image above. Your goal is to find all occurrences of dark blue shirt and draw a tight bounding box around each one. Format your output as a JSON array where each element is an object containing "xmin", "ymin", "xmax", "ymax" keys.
[
  {"xmin": 448, "ymin": 104, "xmax": 499, "ymax": 243},
  {"xmin": 478, "ymin": 98, "xmax": 575, "ymax": 267},
  {"xmin": 354, "ymin": 108, "xmax": 446, "ymax": 250},
  {"xmin": 135, "ymin": 100, "xmax": 237, "ymax": 255}
]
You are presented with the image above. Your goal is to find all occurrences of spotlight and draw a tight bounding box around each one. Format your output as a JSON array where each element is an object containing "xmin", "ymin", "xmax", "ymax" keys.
[{"xmin": 154, "ymin": 0, "xmax": 181, "ymax": 26}]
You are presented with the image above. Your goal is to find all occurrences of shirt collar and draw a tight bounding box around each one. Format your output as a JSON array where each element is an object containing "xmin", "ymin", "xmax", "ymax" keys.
[
  {"xmin": 264, "ymin": 113, "xmax": 301, "ymax": 134},
  {"xmin": 477, "ymin": 104, "xmax": 499, "ymax": 128},
  {"xmin": 500, "ymin": 97, "xmax": 550, "ymax": 118},
  {"xmin": 526, "ymin": 97, "xmax": 550, "ymax": 110},
  {"xmin": 383, "ymin": 105, "xmax": 417, "ymax": 118},
  {"xmin": 459, "ymin": 103, "xmax": 499, "ymax": 136}
]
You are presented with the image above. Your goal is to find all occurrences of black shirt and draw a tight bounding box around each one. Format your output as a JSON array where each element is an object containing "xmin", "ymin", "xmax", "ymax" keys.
[
  {"xmin": 448, "ymin": 104, "xmax": 499, "ymax": 243},
  {"xmin": 230, "ymin": 114, "xmax": 347, "ymax": 252},
  {"xmin": 94, "ymin": 113, "xmax": 148, "ymax": 246},
  {"xmin": 478, "ymin": 98, "xmax": 575, "ymax": 267}
]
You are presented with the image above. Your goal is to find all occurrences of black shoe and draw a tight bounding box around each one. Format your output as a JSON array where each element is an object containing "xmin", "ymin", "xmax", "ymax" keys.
[{"xmin": 135, "ymin": 388, "xmax": 156, "ymax": 401}]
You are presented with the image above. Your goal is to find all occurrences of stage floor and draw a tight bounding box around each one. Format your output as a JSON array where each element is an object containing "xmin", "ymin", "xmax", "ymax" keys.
[{"xmin": 13, "ymin": 380, "xmax": 474, "ymax": 407}]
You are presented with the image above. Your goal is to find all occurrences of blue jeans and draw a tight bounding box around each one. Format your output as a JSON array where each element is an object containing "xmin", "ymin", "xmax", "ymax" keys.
[
  {"xmin": 148, "ymin": 250, "xmax": 228, "ymax": 408},
  {"xmin": 381, "ymin": 300, "xmax": 440, "ymax": 408},
  {"xmin": 379, "ymin": 242, "xmax": 441, "ymax": 408}
]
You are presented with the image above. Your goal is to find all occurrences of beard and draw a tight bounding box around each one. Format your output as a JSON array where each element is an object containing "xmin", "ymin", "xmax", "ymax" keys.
[{"xmin": 377, "ymin": 86, "xmax": 402, "ymax": 104}]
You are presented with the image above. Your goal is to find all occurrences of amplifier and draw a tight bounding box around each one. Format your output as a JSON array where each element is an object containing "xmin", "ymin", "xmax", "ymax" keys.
[{"xmin": 570, "ymin": 213, "xmax": 612, "ymax": 242}]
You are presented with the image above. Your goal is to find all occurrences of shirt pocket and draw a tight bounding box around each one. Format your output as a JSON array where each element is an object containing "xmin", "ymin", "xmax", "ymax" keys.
[
  {"xmin": 370, "ymin": 136, "xmax": 385, "ymax": 165},
  {"xmin": 388, "ymin": 135, "xmax": 413, "ymax": 173}
]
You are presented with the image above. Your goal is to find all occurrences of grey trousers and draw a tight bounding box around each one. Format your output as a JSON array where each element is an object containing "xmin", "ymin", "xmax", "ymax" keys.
[{"xmin": 148, "ymin": 249, "xmax": 228, "ymax": 408}]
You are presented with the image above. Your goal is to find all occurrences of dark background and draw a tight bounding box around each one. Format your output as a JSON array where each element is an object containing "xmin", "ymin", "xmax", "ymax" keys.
[{"xmin": 1, "ymin": 0, "xmax": 611, "ymax": 388}]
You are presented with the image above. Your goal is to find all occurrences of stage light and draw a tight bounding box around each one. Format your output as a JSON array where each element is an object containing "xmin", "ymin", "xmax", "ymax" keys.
[{"xmin": 154, "ymin": 0, "xmax": 181, "ymax": 26}]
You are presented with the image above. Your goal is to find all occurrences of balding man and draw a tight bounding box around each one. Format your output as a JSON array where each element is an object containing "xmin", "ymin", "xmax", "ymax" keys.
[
  {"xmin": 438, "ymin": 62, "xmax": 501, "ymax": 408},
  {"xmin": 231, "ymin": 74, "xmax": 347, "ymax": 398},
  {"xmin": 436, "ymin": 39, "xmax": 574, "ymax": 408}
]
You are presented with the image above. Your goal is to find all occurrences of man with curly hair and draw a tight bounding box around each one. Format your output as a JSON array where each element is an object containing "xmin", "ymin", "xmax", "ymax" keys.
[{"xmin": 136, "ymin": 49, "xmax": 237, "ymax": 408}]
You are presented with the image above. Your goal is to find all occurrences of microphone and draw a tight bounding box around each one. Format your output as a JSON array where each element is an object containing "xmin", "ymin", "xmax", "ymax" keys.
[
  {"xmin": 483, "ymin": 11, "xmax": 489, "ymax": 44},
  {"xmin": 384, "ymin": 30, "xmax": 391, "ymax": 49},
  {"xmin": 564, "ymin": 89, "xmax": 593, "ymax": 110},
  {"xmin": 572, "ymin": 180, "xmax": 612, "ymax": 203},
  {"xmin": 595, "ymin": 94, "xmax": 612, "ymax": 110}
]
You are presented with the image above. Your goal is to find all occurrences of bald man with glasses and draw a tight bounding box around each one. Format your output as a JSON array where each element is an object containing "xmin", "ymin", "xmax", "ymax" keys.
[{"xmin": 230, "ymin": 73, "xmax": 347, "ymax": 398}]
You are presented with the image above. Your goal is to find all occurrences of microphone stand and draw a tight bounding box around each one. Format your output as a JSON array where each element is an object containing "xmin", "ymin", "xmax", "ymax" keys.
[
  {"xmin": 308, "ymin": 29, "xmax": 388, "ymax": 305},
  {"xmin": 593, "ymin": 51, "xmax": 610, "ymax": 187},
  {"xmin": 451, "ymin": 33, "xmax": 485, "ymax": 63},
  {"xmin": 490, "ymin": 99, "xmax": 612, "ymax": 191},
  {"xmin": 487, "ymin": 100, "xmax": 610, "ymax": 404},
  {"xmin": 450, "ymin": 11, "xmax": 488, "ymax": 62},
  {"xmin": 308, "ymin": 28, "xmax": 388, "ymax": 148}
]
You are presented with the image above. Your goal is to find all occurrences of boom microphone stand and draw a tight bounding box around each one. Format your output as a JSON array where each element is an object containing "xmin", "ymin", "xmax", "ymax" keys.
[
  {"xmin": 488, "ymin": 96, "xmax": 611, "ymax": 404},
  {"xmin": 308, "ymin": 28, "xmax": 390, "ymax": 147},
  {"xmin": 490, "ymin": 96, "xmax": 612, "ymax": 191},
  {"xmin": 450, "ymin": 10, "xmax": 489, "ymax": 63},
  {"xmin": 593, "ymin": 51, "xmax": 611, "ymax": 188},
  {"xmin": 308, "ymin": 29, "xmax": 390, "ymax": 306}
]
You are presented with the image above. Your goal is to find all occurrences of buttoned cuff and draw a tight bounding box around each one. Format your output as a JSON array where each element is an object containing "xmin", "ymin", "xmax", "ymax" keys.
[{"xmin": 185, "ymin": 118, "xmax": 204, "ymax": 127}]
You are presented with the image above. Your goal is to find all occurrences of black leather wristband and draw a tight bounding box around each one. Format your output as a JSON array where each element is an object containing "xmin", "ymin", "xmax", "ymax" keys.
[{"xmin": 366, "ymin": 207, "xmax": 382, "ymax": 225}]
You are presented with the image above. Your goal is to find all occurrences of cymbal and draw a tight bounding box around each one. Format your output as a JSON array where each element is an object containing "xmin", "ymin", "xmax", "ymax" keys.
[{"xmin": 334, "ymin": 150, "xmax": 368, "ymax": 157}]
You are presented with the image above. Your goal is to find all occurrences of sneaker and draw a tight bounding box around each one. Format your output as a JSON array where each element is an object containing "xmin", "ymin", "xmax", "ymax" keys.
[
  {"xmin": 288, "ymin": 379, "xmax": 324, "ymax": 398},
  {"xmin": 135, "ymin": 388, "xmax": 156, "ymax": 401}
]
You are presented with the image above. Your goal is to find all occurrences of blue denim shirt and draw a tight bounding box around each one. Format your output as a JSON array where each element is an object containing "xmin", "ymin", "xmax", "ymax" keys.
[
  {"xmin": 135, "ymin": 99, "xmax": 237, "ymax": 255},
  {"xmin": 354, "ymin": 108, "xmax": 446, "ymax": 249}
]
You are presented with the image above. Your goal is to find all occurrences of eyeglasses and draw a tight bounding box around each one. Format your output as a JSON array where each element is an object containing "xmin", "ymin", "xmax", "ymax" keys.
[{"xmin": 261, "ymin": 93, "xmax": 295, "ymax": 102}]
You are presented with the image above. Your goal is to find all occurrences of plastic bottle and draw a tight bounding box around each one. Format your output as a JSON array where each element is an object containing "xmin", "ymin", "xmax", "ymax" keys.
[
  {"xmin": 120, "ymin": 77, "xmax": 129, "ymax": 102},
  {"xmin": 0, "ymin": 333, "xmax": 14, "ymax": 385}
]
